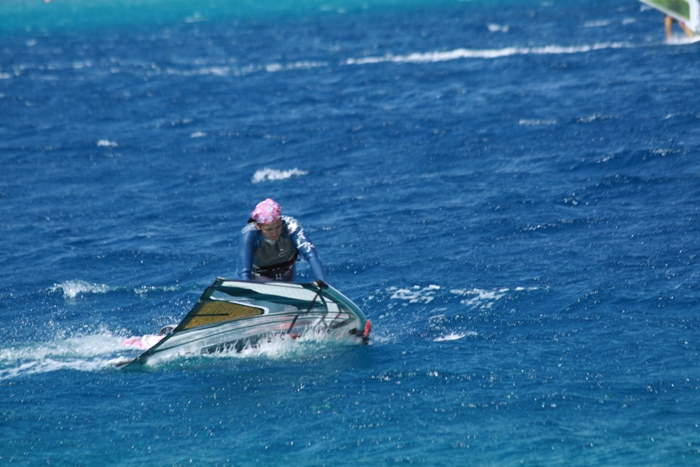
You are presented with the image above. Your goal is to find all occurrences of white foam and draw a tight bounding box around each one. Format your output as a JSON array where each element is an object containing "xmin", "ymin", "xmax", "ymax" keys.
[
  {"xmin": 667, "ymin": 35, "xmax": 700, "ymax": 45},
  {"xmin": 0, "ymin": 332, "xmax": 133, "ymax": 380},
  {"xmin": 584, "ymin": 20, "xmax": 611, "ymax": 28},
  {"xmin": 51, "ymin": 280, "xmax": 111, "ymax": 299},
  {"xmin": 51, "ymin": 281, "xmax": 180, "ymax": 299},
  {"xmin": 72, "ymin": 60, "xmax": 92, "ymax": 69},
  {"xmin": 390, "ymin": 285, "xmax": 440, "ymax": 304},
  {"xmin": 1, "ymin": 333, "xmax": 125, "ymax": 361},
  {"xmin": 519, "ymin": 119, "xmax": 557, "ymax": 126},
  {"xmin": 137, "ymin": 328, "xmax": 357, "ymax": 368},
  {"xmin": 265, "ymin": 61, "xmax": 326, "ymax": 73},
  {"xmin": 97, "ymin": 139, "xmax": 118, "ymax": 147},
  {"xmin": 434, "ymin": 331, "xmax": 477, "ymax": 342},
  {"xmin": 450, "ymin": 286, "xmax": 539, "ymax": 309},
  {"xmin": 133, "ymin": 285, "xmax": 179, "ymax": 295},
  {"xmin": 164, "ymin": 60, "xmax": 326, "ymax": 78},
  {"xmin": 451, "ymin": 288, "xmax": 508, "ymax": 309},
  {"xmin": 346, "ymin": 42, "xmax": 630, "ymax": 65},
  {"xmin": 190, "ymin": 131, "xmax": 206, "ymax": 138},
  {"xmin": 252, "ymin": 168, "xmax": 309, "ymax": 183},
  {"xmin": 0, "ymin": 327, "xmax": 364, "ymax": 376},
  {"xmin": 165, "ymin": 66, "xmax": 231, "ymax": 76},
  {"xmin": 487, "ymin": 24, "xmax": 510, "ymax": 33},
  {"xmin": 0, "ymin": 357, "xmax": 122, "ymax": 380}
]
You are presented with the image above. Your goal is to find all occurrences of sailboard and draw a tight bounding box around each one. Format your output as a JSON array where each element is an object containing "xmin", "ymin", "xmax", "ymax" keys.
[
  {"xmin": 120, "ymin": 278, "xmax": 371, "ymax": 369},
  {"xmin": 641, "ymin": 0, "xmax": 700, "ymax": 34}
]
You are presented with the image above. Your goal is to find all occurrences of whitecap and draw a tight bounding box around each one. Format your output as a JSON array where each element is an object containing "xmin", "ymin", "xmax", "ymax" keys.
[
  {"xmin": 519, "ymin": 119, "xmax": 557, "ymax": 126},
  {"xmin": 390, "ymin": 285, "xmax": 440, "ymax": 304},
  {"xmin": 434, "ymin": 331, "xmax": 477, "ymax": 342},
  {"xmin": 252, "ymin": 168, "xmax": 308, "ymax": 183},
  {"xmin": 190, "ymin": 131, "xmax": 206, "ymax": 138},
  {"xmin": 451, "ymin": 288, "xmax": 508, "ymax": 309},
  {"xmin": 345, "ymin": 42, "xmax": 631, "ymax": 65},
  {"xmin": 97, "ymin": 139, "xmax": 118, "ymax": 147},
  {"xmin": 51, "ymin": 280, "xmax": 111, "ymax": 299},
  {"xmin": 584, "ymin": 20, "xmax": 611, "ymax": 28},
  {"xmin": 73, "ymin": 60, "xmax": 92, "ymax": 69},
  {"xmin": 488, "ymin": 24, "xmax": 510, "ymax": 33}
]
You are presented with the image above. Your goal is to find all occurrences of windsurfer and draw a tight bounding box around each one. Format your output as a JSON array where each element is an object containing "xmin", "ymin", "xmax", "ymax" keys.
[
  {"xmin": 237, "ymin": 198, "xmax": 327, "ymax": 286},
  {"xmin": 665, "ymin": 14, "xmax": 695, "ymax": 39}
]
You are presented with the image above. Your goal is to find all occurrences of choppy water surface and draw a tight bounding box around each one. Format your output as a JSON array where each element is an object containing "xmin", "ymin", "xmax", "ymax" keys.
[{"xmin": 2, "ymin": 0, "xmax": 700, "ymax": 464}]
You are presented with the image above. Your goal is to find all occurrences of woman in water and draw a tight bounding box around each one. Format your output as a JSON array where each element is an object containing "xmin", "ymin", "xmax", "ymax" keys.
[{"xmin": 237, "ymin": 198, "xmax": 326, "ymax": 286}]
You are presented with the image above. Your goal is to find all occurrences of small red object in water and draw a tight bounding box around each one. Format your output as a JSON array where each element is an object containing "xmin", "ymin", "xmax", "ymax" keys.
[{"xmin": 361, "ymin": 320, "xmax": 371, "ymax": 342}]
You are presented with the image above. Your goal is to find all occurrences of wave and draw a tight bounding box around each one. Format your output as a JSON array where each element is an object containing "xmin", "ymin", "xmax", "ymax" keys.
[
  {"xmin": 389, "ymin": 285, "xmax": 441, "ymax": 304},
  {"xmin": 50, "ymin": 280, "xmax": 180, "ymax": 299},
  {"xmin": 252, "ymin": 167, "xmax": 309, "ymax": 183},
  {"xmin": 163, "ymin": 60, "xmax": 327, "ymax": 78},
  {"xmin": 345, "ymin": 42, "xmax": 631, "ymax": 65}
]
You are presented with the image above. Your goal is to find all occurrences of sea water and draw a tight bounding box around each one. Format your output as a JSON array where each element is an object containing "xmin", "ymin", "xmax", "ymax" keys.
[{"xmin": 2, "ymin": 0, "xmax": 700, "ymax": 464}]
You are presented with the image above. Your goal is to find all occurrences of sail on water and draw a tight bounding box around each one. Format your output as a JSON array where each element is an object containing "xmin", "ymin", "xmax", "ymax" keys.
[
  {"xmin": 641, "ymin": 0, "xmax": 700, "ymax": 34},
  {"xmin": 120, "ymin": 279, "xmax": 371, "ymax": 369}
]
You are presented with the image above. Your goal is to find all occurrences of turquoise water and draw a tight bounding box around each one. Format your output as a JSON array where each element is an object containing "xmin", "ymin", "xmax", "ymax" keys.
[{"xmin": 2, "ymin": 0, "xmax": 700, "ymax": 464}]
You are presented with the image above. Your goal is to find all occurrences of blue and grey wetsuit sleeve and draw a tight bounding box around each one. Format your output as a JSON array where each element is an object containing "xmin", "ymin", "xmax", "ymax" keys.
[
  {"xmin": 284, "ymin": 216, "xmax": 326, "ymax": 282},
  {"xmin": 237, "ymin": 225, "xmax": 259, "ymax": 280}
]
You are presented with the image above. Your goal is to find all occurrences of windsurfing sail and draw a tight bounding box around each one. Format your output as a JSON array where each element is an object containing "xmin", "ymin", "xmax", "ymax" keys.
[
  {"xmin": 121, "ymin": 278, "xmax": 371, "ymax": 369},
  {"xmin": 641, "ymin": 0, "xmax": 700, "ymax": 33}
]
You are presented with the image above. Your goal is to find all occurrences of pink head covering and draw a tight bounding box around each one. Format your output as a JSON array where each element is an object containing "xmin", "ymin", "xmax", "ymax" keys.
[{"xmin": 251, "ymin": 198, "xmax": 281, "ymax": 224}]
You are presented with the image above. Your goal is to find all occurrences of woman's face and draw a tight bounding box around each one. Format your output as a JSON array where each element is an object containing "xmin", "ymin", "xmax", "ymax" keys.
[{"xmin": 256, "ymin": 218, "xmax": 283, "ymax": 241}]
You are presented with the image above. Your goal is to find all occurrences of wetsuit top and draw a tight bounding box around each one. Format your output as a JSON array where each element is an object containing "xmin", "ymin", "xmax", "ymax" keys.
[{"xmin": 237, "ymin": 215, "xmax": 326, "ymax": 282}]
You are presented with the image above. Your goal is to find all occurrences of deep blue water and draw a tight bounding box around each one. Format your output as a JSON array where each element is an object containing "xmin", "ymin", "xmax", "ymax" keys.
[{"xmin": 2, "ymin": 0, "xmax": 700, "ymax": 464}]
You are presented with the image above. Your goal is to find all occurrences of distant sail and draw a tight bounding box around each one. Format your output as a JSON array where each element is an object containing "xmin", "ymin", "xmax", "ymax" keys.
[{"xmin": 641, "ymin": 0, "xmax": 700, "ymax": 33}]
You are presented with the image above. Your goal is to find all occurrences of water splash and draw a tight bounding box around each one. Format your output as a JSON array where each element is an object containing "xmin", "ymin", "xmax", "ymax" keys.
[
  {"xmin": 0, "ymin": 332, "xmax": 133, "ymax": 380},
  {"xmin": 51, "ymin": 280, "xmax": 112, "ymax": 299},
  {"xmin": 434, "ymin": 331, "xmax": 477, "ymax": 342}
]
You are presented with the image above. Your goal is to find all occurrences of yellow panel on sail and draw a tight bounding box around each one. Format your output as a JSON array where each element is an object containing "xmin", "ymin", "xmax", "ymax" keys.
[{"xmin": 180, "ymin": 301, "xmax": 264, "ymax": 330}]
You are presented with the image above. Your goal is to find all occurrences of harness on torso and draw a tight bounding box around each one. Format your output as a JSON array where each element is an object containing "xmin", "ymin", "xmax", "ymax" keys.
[{"xmin": 252, "ymin": 236, "xmax": 298, "ymax": 280}]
